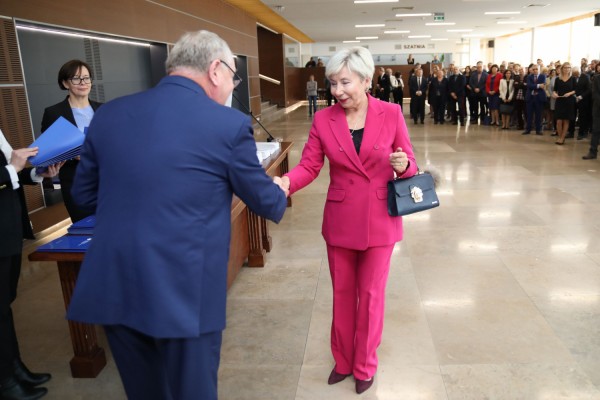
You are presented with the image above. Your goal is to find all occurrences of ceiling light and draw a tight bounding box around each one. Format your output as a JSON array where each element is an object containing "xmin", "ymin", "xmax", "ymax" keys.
[
  {"xmin": 497, "ymin": 20, "xmax": 527, "ymax": 24},
  {"xmin": 462, "ymin": 33, "xmax": 483, "ymax": 37},
  {"xmin": 355, "ymin": 24, "xmax": 385, "ymax": 28},
  {"xmin": 384, "ymin": 30, "xmax": 410, "ymax": 34},
  {"xmin": 343, "ymin": 40, "xmax": 361, "ymax": 43},
  {"xmin": 396, "ymin": 13, "xmax": 432, "ymax": 17},
  {"xmin": 425, "ymin": 22, "xmax": 456, "ymax": 26},
  {"xmin": 484, "ymin": 11, "xmax": 521, "ymax": 15},
  {"xmin": 356, "ymin": 36, "xmax": 379, "ymax": 39},
  {"xmin": 408, "ymin": 35, "xmax": 431, "ymax": 38},
  {"xmin": 431, "ymin": 38, "xmax": 448, "ymax": 41},
  {"xmin": 354, "ymin": 0, "xmax": 399, "ymax": 3},
  {"xmin": 447, "ymin": 29, "xmax": 473, "ymax": 32}
]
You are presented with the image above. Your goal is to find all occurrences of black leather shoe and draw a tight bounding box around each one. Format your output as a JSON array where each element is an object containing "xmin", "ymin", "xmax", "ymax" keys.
[
  {"xmin": 13, "ymin": 360, "xmax": 51, "ymax": 387},
  {"xmin": 0, "ymin": 376, "xmax": 47, "ymax": 400},
  {"xmin": 328, "ymin": 368, "xmax": 351, "ymax": 385},
  {"xmin": 521, "ymin": 131, "xmax": 531, "ymax": 135},
  {"xmin": 565, "ymin": 134, "xmax": 574, "ymax": 138},
  {"xmin": 582, "ymin": 153, "xmax": 597, "ymax": 160},
  {"xmin": 536, "ymin": 131, "xmax": 543, "ymax": 135},
  {"xmin": 355, "ymin": 376, "xmax": 375, "ymax": 394},
  {"xmin": 577, "ymin": 136, "xmax": 586, "ymax": 140}
]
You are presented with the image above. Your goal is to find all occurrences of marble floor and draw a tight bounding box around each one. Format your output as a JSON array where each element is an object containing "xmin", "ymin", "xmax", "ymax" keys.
[{"xmin": 14, "ymin": 105, "xmax": 600, "ymax": 399}]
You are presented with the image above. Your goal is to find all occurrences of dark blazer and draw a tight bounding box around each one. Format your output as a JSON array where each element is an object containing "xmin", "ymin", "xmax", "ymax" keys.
[
  {"xmin": 469, "ymin": 70, "xmax": 488, "ymax": 97},
  {"xmin": 448, "ymin": 74, "xmax": 466, "ymax": 98},
  {"xmin": 525, "ymin": 73, "xmax": 547, "ymax": 102},
  {"xmin": 0, "ymin": 150, "xmax": 35, "ymax": 257},
  {"xmin": 409, "ymin": 75, "xmax": 427, "ymax": 97},
  {"xmin": 574, "ymin": 73, "xmax": 592, "ymax": 103},
  {"xmin": 41, "ymin": 96, "xmax": 102, "ymax": 222},
  {"xmin": 66, "ymin": 76, "xmax": 288, "ymax": 338},
  {"xmin": 430, "ymin": 77, "xmax": 449, "ymax": 99},
  {"xmin": 592, "ymin": 72, "xmax": 600, "ymax": 122}
]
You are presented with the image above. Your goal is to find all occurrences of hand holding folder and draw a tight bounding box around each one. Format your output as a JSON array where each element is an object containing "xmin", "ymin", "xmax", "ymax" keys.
[{"xmin": 28, "ymin": 117, "xmax": 85, "ymax": 167}]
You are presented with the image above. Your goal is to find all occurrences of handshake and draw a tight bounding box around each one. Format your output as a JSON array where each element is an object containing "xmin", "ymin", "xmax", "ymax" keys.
[{"xmin": 273, "ymin": 176, "xmax": 291, "ymax": 197}]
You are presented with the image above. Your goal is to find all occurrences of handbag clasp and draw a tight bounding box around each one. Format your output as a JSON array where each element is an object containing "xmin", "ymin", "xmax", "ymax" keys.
[{"xmin": 410, "ymin": 185, "xmax": 423, "ymax": 203}]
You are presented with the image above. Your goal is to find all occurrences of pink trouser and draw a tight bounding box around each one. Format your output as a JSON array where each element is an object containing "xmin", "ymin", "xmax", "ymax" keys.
[{"xmin": 326, "ymin": 244, "xmax": 394, "ymax": 380}]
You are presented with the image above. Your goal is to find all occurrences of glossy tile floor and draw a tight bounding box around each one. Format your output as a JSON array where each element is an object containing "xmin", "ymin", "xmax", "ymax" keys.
[{"xmin": 15, "ymin": 104, "xmax": 600, "ymax": 399}]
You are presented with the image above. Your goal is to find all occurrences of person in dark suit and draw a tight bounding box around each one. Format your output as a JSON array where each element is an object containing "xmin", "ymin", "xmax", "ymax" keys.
[
  {"xmin": 583, "ymin": 63, "xmax": 600, "ymax": 159},
  {"xmin": 448, "ymin": 66, "xmax": 466, "ymax": 125},
  {"xmin": 66, "ymin": 30, "xmax": 289, "ymax": 400},
  {"xmin": 523, "ymin": 64, "xmax": 547, "ymax": 135},
  {"xmin": 1, "ymin": 130, "xmax": 62, "ymax": 400},
  {"xmin": 430, "ymin": 69, "xmax": 449, "ymax": 124},
  {"xmin": 41, "ymin": 60, "xmax": 102, "ymax": 222},
  {"xmin": 468, "ymin": 61, "xmax": 488, "ymax": 122},
  {"xmin": 376, "ymin": 67, "xmax": 391, "ymax": 102},
  {"xmin": 409, "ymin": 68, "xmax": 427, "ymax": 124},
  {"xmin": 571, "ymin": 67, "xmax": 592, "ymax": 140}
]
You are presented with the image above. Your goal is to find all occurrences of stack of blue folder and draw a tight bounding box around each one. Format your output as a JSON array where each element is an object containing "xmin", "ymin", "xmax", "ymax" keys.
[
  {"xmin": 36, "ymin": 215, "xmax": 96, "ymax": 253},
  {"xmin": 67, "ymin": 215, "xmax": 96, "ymax": 235},
  {"xmin": 28, "ymin": 116, "xmax": 85, "ymax": 167},
  {"xmin": 36, "ymin": 236, "xmax": 92, "ymax": 253}
]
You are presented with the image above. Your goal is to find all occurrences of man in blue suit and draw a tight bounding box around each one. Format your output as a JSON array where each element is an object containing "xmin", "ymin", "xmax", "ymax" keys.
[
  {"xmin": 523, "ymin": 64, "xmax": 547, "ymax": 135},
  {"xmin": 67, "ymin": 31, "xmax": 289, "ymax": 400}
]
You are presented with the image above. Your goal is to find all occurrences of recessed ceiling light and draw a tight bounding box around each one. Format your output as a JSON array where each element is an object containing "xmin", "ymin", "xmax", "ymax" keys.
[
  {"xmin": 396, "ymin": 13, "xmax": 432, "ymax": 17},
  {"xmin": 447, "ymin": 29, "xmax": 473, "ymax": 32},
  {"xmin": 354, "ymin": 0, "xmax": 399, "ymax": 3},
  {"xmin": 384, "ymin": 30, "xmax": 410, "ymax": 34},
  {"xmin": 462, "ymin": 33, "xmax": 483, "ymax": 37},
  {"xmin": 484, "ymin": 11, "xmax": 521, "ymax": 15},
  {"xmin": 356, "ymin": 36, "xmax": 379, "ymax": 39},
  {"xmin": 355, "ymin": 24, "xmax": 385, "ymax": 28},
  {"xmin": 497, "ymin": 20, "xmax": 527, "ymax": 24},
  {"xmin": 408, "ymin": 35, "xmax": 431, "ymax": 38},
  {"xmin": 343, "ymin": 40, "xmax": 361, "ymax": 43},
  {"xmin": 431, "ymin": 38, "xmax": 448, "ymax": 41},
  {"xmin": 425, "ymin": 22, "xmax": 456, "ymax": 26}
]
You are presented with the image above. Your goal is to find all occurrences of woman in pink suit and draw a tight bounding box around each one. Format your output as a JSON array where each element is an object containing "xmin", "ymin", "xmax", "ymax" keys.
[{"xmin": 281, "ymin": 47, "xmax": 417, "ymax": 394}]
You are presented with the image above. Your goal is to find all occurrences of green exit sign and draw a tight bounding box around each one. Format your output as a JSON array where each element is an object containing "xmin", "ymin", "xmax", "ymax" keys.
[{"xmin": 434, "ymin": 13, "xmax": 444, "ymax": 22}]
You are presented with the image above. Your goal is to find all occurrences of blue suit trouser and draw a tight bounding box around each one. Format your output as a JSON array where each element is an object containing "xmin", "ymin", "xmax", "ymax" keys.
[
  {"xmin": 105, "ymin": 325, "xmax": 222, "ymax": 400},
  {"xmin": 526, "ymin": 100, "xmax": 543, "ymax": 132}
]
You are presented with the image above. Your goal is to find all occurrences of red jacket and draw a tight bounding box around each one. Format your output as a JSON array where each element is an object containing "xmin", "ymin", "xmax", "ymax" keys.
[
  {"xmin": 285, "ymin": 95, "xmax": 417, "ymax": 249},
  {"xmin": 486, "ymin": 72, "xmax": 503, "ymax": 94}
]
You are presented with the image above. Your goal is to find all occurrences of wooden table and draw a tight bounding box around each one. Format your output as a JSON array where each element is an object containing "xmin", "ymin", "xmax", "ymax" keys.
[{"xmin": 28, "ymin": 141, "xmax": 293, "ymax": 378}]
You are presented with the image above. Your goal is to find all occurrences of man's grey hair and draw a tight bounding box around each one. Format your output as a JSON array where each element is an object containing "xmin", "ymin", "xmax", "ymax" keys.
[
  {"xmin": 325, "ymin": 46, "xmax": 375, "ymax": 81},
  {"xmin": 165, "ymin": 30, "xmax": 233, "ymax": 74}
]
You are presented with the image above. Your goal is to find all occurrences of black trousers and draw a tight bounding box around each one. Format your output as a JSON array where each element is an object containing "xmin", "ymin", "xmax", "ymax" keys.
[
  {"xmin": 589, "ymin": 117, "xmax": 600, "ymax": 155},
  {"xmin": 449, "ymin": 96, "xmax": 466, "ymax": 123},
  {"xmin": 432, "ymin": 96, "xmax": 447, "ymax": 123},
  {"xmin": 105, "ymin": 325, "xmax": 223, "ymax": 400},
  {"xmin": 411, "ymin": 96, "xmax": 425, "ymax": 122},
  {"xmin": 473, "ymin": 94, "xmax": 487, "ymax": 119},
  {"xmin": 0, "ymin": 255, "xmax": 21, "ymax": 379}
]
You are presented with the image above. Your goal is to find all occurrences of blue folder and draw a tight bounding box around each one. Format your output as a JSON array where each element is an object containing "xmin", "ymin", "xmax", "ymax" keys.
[
  {"xmin": 28, "ymin": 117, "xmax": 85, "ymax": 167},
  {"xmin": 67, "ymin": 215, "xmax": 96, "ymax": 235},
  {"xmin": 37, "ymin": 235, "xmax": 92, "ymax": 253}
]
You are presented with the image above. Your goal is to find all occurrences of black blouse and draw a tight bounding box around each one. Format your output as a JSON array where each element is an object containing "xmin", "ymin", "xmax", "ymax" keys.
[{"xmin": 350, "ymin": 128, "xmax": 364, "ymax": 155}]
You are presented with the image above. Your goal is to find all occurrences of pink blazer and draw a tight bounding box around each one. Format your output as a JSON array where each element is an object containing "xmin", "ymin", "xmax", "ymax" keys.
[{"xmin": 286, "ymin": 95, "xmax": 417, "ymax": 250}]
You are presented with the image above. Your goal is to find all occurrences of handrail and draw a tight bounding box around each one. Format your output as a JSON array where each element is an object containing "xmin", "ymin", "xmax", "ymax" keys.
[{"xmin": 259, "ymin": 74, "xmax": 281, "ymax": 85}]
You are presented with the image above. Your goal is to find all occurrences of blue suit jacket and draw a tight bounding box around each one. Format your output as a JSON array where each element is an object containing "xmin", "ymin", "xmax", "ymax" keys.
[
  {"xmin": 525, "ymin": 74, "xmax": 547, "ymax": 102},
  {"xmin": 67, "ymin": 76, "xmax": 287, "ymax": 338}
]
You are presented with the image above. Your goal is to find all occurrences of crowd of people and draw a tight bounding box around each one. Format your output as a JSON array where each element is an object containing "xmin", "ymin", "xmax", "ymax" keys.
[{"xmin": 371, "ymin": 58, "xmax": 600, "ymax": 160}]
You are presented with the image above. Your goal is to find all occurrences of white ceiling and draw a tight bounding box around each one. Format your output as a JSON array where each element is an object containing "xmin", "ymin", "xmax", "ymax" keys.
[{"xmin": 265, "ymin": 0, "xmax": 599, "ymax": 43}]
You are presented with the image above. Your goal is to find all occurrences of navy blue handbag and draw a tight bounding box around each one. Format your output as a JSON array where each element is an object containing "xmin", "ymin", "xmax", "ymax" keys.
[{"xmin": 387, "ymin": 172, "xmax": 440, "ymax": 216}]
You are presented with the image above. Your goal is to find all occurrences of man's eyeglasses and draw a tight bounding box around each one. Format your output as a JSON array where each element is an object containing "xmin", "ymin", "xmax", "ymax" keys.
[
  {"xmin": 69, "ymin": 76, "xmax": 92, "ymax": 85},
  {"xmin": 219, "ymin": 60, "xmax": 242, "ymax": 88}
]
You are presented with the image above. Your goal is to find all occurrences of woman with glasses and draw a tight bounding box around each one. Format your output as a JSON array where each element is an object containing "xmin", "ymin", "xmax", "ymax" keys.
[{"xmin": 41, "ymin": 60, "xmax": 102, "ymax": 222}]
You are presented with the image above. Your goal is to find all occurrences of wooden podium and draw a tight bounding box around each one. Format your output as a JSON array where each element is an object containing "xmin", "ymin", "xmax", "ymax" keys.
[{"xmin": 29, "ymin": 141, "xmax": 293, "ymax": 378}]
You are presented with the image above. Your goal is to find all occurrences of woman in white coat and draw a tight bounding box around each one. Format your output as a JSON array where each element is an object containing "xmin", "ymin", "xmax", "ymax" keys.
[{"xmin": 499, "ymin": 69, "xmax": 515, "ymax": 129}]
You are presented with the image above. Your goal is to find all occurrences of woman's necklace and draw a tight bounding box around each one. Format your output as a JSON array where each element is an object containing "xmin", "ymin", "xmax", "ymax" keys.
[{"xmin": 349, "ymin": 110, "xmax": 366, "ymax": 137}]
